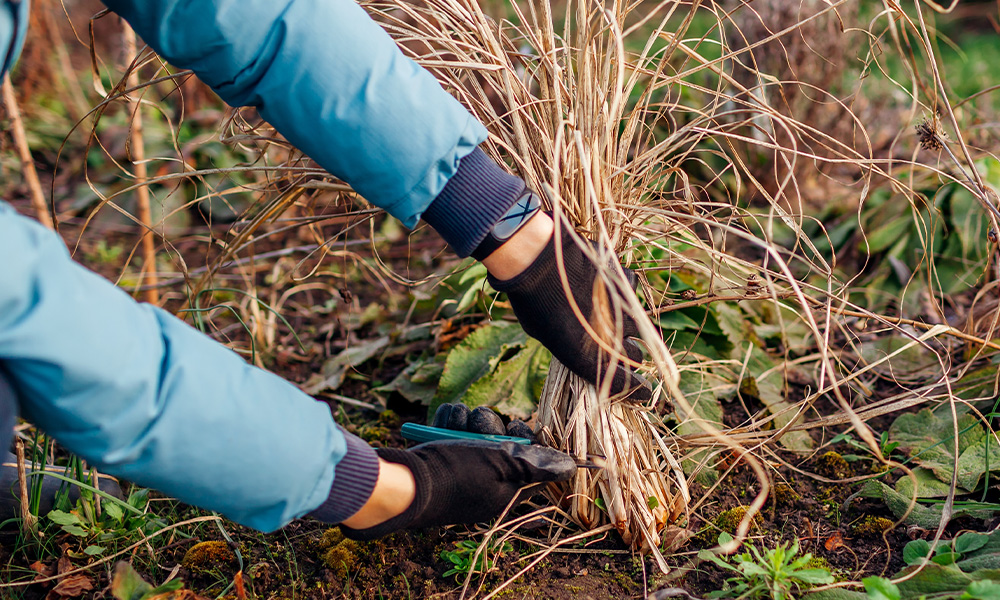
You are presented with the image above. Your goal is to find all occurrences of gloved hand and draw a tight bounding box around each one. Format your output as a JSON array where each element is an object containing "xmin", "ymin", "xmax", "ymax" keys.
[
  {"xmin": 488, "ymin": 228, "xmax": 651, "ymax": 402},
  {"xmin": 340, "ymin": 440, "xmax": 575, "ymax": 540},
  {"xmin": 432, "ymin": 402, "xmax": 535, "ymax": 441}
]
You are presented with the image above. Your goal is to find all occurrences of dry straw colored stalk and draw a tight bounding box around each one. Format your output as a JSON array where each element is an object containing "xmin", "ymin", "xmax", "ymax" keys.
[
  {"xmin": 121, "ymin": 23, "xmax": 160, "ymax": 305},
  {"xmin": 3, "ymin": 75, "xmax": 53, "ymax": 229}
]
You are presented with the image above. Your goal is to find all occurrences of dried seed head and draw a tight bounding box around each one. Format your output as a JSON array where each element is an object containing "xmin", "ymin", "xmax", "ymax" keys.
[
  {"xmin": 680, "ymin": 289, "xmax": 696, "ymax": 301},
  {"xmin": 916, "ymin": 118, "xmax": 943, "ymax": 151},
  {"xmin": 988, "ymin": 228, "xmax": 998, "ymax": 244},
  {"xmin": 746, "ymin": 272, "xmax": 762, "ymax": 289}
]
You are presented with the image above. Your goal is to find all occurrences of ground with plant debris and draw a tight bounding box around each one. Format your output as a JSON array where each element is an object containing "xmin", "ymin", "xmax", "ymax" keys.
[{"xmin": 4, "ymin": 0, "xmax": 1000, "ymax": 599}]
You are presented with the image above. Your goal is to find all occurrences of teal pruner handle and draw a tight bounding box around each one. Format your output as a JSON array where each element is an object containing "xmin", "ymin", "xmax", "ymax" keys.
[{"xmin": 401, "ymin": 423, "xmax": 532, "ymax": 445}]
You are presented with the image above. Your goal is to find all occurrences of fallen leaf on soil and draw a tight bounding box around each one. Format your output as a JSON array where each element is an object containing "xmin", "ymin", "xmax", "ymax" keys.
[
  {"xmin": 57, "ymin": 553, "xmax": 72, "ymax": 575},
  {"xmin": 660, "ymin": 526, "xmax": 696, "ymax": 553},
  {"xmin": 824, "ymin": 531, "xmax": 846, "ymax": 551},
  {"xmin": 48, "ymin": 574, "xmax": 94, "ymax": 598},
  {"xmin": 31, "ymin": 560, "xmax": 56, "ymax": 580}
]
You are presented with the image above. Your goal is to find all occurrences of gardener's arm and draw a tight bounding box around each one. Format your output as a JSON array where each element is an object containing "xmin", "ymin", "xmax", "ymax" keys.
[
  {"xmin": 0, "ymin": 202, "xmax": 386, "ymax": 531},
  {"xmin": 103, "ymin": 0, "xmax": 649, "ymax": 399}
]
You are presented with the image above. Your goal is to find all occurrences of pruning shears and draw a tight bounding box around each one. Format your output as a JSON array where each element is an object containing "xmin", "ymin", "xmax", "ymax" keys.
[{"xmin": 400, "ymin": 423, "xmax": 604, "ymax": 469}]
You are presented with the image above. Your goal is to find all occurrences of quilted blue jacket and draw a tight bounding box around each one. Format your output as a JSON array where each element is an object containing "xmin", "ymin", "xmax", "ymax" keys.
[{"xmin": 0, "ymin": 0, "xmax": 487, "ymax": 531}]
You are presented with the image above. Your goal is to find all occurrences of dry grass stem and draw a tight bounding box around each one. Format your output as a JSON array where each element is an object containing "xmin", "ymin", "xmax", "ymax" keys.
[
  {"xmin": 121, "ymin": 23, "xmax": 159, "ymax": 305},
  {"xmin": 3, "ymin": 75, "xmax": 53, "ymax": 229}
]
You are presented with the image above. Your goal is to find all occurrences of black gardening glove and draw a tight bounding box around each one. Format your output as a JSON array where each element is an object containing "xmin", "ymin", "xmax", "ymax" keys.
[
  {"xmin": 340, "ymin": 440, "xmax": 575, "ymax": 540},
  {"xmin": 432, "ymin": 402, "xmax": 536, "ymax": 441},
  {"xmin": 488, "ymin": 228, "xmax": 651, "ymax": 402}
]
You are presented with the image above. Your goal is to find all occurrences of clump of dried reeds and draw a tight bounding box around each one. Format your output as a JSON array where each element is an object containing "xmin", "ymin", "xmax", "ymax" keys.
[
  {"xmin": 358, "ymin": 0, "xmax": 751, "ymax": 562},
  {"xmin": 357, "ymin": 0, "xmax": 1000, "ymax": 566}
]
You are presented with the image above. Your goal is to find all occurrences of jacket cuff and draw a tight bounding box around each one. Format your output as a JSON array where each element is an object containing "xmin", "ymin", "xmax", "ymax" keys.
[
  {"xmin": 0, "ymin": 367, "xmax": 16, "ymax": 455},
  {"xmin": 307, "ymin": 429, "xmax": 380, "ymax": 524},
  {"xmin": 421, "ymin": 147, "xmax": 525, "ymax": 257}
]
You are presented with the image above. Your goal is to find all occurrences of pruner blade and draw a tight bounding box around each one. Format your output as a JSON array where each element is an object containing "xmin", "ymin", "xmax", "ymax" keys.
[{"xmin": 574, "ymin": 454, "xmax": 607, "ymax": 470}]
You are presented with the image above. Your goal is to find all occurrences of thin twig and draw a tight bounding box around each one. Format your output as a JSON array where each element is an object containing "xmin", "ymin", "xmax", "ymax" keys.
[
  {"xmin": 2, "ymin": 76, "xmax": 54, "ymax": 229},
  {"xmin": 122, "ymin": 24, "xmax": 159, "ymax": 305}
]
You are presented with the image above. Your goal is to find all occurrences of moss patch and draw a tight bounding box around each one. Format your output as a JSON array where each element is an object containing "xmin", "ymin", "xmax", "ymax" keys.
[
  {"xmin": 815, "ymin": 451, "xmax": 852, "ymax": 480},
  {"xmin": 851, "ymin": 516, "xmax": 894, "ymax": 538},
  {"xmin": 317, "ymin": 528, "xmax": 361, "ymax": 579},
  {"xmin": 182, "ymin": 541, "xmax": 236, "ymax": 571}
]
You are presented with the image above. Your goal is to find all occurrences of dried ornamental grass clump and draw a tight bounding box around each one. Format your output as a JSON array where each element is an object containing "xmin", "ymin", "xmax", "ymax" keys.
[
  {"xmin": 353, "ymin": 0, "xmax": 871, "ymax": 564},
  {"xmin": 360, "ymin": 0, "xmax": 725, "ymax": 561}
]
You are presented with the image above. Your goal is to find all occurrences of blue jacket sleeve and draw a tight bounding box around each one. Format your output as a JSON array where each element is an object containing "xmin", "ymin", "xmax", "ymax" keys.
[
  {"xmin": 0, "ymin": 202, "xmax": 359, "ymax": 531},
  {"xmin": 101, "ymin": 0, "xmax": 488, "ymax": 228}
]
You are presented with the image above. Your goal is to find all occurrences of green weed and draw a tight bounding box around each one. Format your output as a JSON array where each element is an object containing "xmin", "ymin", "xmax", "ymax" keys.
[
  {"xmin": 440, "ymin": 538, "xmax": 513, "ymax": 580},
  {"xmin": 699, "ymin": 533, "xmax": 834, "ymax": 600}
]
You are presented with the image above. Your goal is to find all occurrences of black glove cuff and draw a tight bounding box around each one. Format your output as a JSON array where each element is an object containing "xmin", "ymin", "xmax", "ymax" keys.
[{"xmin": 339, "ymin": 448, "xmax": 432, "ymax": 541}]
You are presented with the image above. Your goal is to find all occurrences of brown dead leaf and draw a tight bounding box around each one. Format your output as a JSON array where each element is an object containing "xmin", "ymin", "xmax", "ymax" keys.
[
  {"xmin": 31, "ymin": 560, "xmax": 56, "ymax": 578},
  {"xmin": 47, "ymin": 574, "xmax": 93, "ymax": 598},
  {"xmin": 56, "ymin": 554, "xmax": 73, "ymax": 576},
  {"xmin": 660, "ymin": 526, "xmax": 695, "ymax": 554},
  {"xmin": 824, "ymin": 531, "xmax": 846, "ymax": 551}
]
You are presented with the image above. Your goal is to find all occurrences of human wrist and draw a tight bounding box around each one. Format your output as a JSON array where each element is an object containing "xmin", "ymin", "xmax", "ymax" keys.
[
  {"xmin": 481, "ymin": 211, "xmax": 554, "ymax": 281},
  {"xmin": 339, "ymin": 458, "xmax": 416, "ymax": 529}
]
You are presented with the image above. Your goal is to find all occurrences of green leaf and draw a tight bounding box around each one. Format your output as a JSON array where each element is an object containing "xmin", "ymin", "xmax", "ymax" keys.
[
  {"xmin": 956, "ymin": 435, "xmax": 1000, "ymax": 491},
  {"xmin": 795, "ymin": 569, "xmax": 835, "ymax": 584},
  {"xmin": 863, "ymin": 576, "xmax": 901, "ymax": 600},
  {"xmin": 431, "ymin": 322, "xmax": 537, "ymax": 418},
  {"xmin": 374, "ymin": 358, "xmax": 443, "ymax": 405},
  {"xmin": 145, "ymin": 580, "xmax": 185, "ymax": 597},
  {"xmin": 103, "ymin": 501, "xmax": 124, "ymax": 522},
  {"xmin": 676, "ymin": 369, "xmax": 727, "ymax": 431},
  {"xmin": 84, "ymin": 545, "xmax": 106, "ymax": 556},
  {"xmin": 863, "ymin": 214, "xmax": 913, "ymax": 254},
  {"xmin": 896, "ymin": 565, "xmax": 1000, "ymax": 598},
  {"xmin": 738, "ymin": 346, "xmax": 812, "ymax": 451},
  {"xmin": 127, "ymin": 489, "xmax": 149, "ymax": 511},
  {"xmin": 890, "ymin": 409, "xmax": 992, "ymax": 490},
  {"xmin": 903, "ymin": 540, "xmax": 931, "ymax": 565},
  {"xmin": 963, "ymin": 579, "xmax": 1000, "ymax": 600},
  {"xmin": 895, "ymin": 468, "xmax": 960, "ymax": 499},
  {"xmin": 932, "ymin": 552, "xmax": 961, "ymax": 566},
  {"xmin": 956, "ymin": 528, "xmax": 1000, "ymax": 572},
  {"xmin": 956, "ymin": 533, "xmax": 990, "ymax": 555},
  {"xmin": 462, "ymin": 338, "xmax": 550, "ymax": 420},
  {"xmin": 862, "ymin": 477, "xmax": 1000, "ymax": 528},
  {"xmin": 61, "ymin": 524, "xmax": 89, "ymax": 537},
  {"xmin": 658, "ymin": 310, "xmax": 701, "ymax": 331},
  {"xmin": 305, "ymin": 336, "xmax": 390, "ymax": 394},
  {"xmin": 110, "ymin": 562, "xmax": 153, "ymax": 600},
  {"xmin": 48, "ymin": 510, "xmax": 82, "ymax": 527}
]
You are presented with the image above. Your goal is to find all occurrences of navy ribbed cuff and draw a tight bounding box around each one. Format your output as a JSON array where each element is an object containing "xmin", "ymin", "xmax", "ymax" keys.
[
  {"xmin": 422, "ymin": 147, "xmax": 526, "ymax": 257},
  {"xmin": 307, "ymin": 428, "xmax": 380, "ymax": 524},
  {"xmin": 0, "ymin": 367, "xmax": 17, "ymax": 455}
]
